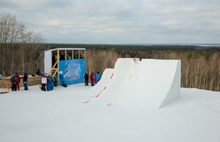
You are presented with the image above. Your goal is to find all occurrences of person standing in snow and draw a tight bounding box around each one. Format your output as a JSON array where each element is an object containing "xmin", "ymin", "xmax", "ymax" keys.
[
  {"xmin": 10, "ymin": 74, "xmax": 18, "ymax": 91},
  {"xmin": 97, "ymin": 72, "xmax": 101, "ymax": 82},
  {"xmin": 49, "ymin": 74, "xmax": 54, "ymax": 90},
  {"xmin": 41, "ymin": 75, "xmax": 47, "ymax": 91},
  {"xmin": 84, "ymin": 72, "xmax": 89, "ymax": 86},
  {"xmin": 93, "ymin": 73, "xmax": 97, "ymax": 85},
  {"xmin": 47, "ymin": 76, "xmax": 52, "ymax": 91},
  {"xmin": 90, "ymin": 72, "xmax": 94, "ymax": 86},
  {"xmin": 15, "ymin": 72, "xmax": 21, "ymax": 91},
  {"xmin": 23, "ymin": 71, "xmax": 28, "ymax": 90}
]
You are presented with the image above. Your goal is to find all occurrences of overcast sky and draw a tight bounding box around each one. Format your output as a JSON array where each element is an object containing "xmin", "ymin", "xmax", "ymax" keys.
[{"xmin": 0, "ymin": 0, "xmax": 220, "ymax": 44}]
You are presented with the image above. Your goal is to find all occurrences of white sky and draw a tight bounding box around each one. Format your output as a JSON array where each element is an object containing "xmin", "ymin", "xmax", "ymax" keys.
[{"xmin": 1, "ymin": 0, "xmax": 220, "ymax": 44}]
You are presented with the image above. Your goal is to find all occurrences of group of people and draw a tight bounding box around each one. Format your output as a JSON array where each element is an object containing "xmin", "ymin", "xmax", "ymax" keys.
[
  {"xmin": 9, "ymin": 68, "xmax": 55, "ymax": 92},
  {"xmin": 84, "ymin": 72, "xmax": 101, "ymax": 86},
  {"xmin": 37, "ymin": 68, "xmax": 56, "ymax": 91},
  {"xmin": 10, "ymin": 71, "xmax": 28, "ymax": 91},
  {"xmin": 9, "ymin": 68, "xmax": 100, "ymax": 91},
  {"xmin": 41, "ymin": 74, "xmax": 56, "ymax": 91}
]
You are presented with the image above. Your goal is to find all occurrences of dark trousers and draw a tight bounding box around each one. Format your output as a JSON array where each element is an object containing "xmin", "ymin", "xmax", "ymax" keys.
[
  {"xmin": 11, "ymin": 84, "xmax": 17, "ymax": 91},
  {"xmin": 42, "ymin": 84, "xmax": 46, "ymax": 91},
  {"xmin": 85, "ymin": 80, "xmax": 88, "ymax": 86}
]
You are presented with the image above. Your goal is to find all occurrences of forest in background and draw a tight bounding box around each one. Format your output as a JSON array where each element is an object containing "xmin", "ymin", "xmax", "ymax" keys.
[
  {"xmin": 1, "ymin": 43, "xmax": 220, "ymax": 91},
  {"xmin": 82, "ymin": 45, "xmax": 220, "ymax": 92},
  {"xmin": 0, "ymin": 14, "xmax": 45, "ymax": 77}
]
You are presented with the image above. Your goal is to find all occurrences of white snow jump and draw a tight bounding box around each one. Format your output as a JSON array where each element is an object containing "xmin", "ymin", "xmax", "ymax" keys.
[
  {"xmin": 83, "ymin": 58, "xmax": 137, "ymax": 104},
  {"xmin": 83, "ymin": 68, "xmax": 114, "ymax": 103},
  {"xmin": 83, "ymin": 58, "xmax": 181, "ymax": 109},
  {"xmin": 128, "ymin": 59, "xmax": 181, "ymax": 108}
]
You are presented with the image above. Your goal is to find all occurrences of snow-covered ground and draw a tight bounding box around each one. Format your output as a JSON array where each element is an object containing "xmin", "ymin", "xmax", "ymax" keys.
[{"xmin": 0, "ymin": 84, "xmax": 220, "ymax": 142}]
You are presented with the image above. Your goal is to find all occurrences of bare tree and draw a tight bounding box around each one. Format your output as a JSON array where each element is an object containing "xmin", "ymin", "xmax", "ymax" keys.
[
  {"xmin": 0, "ymin": 14, "xmax": 24, "ymax": 75},
  {"xmin": 0, "ymin": 13, "xmax": 45, "ymax": 76}
]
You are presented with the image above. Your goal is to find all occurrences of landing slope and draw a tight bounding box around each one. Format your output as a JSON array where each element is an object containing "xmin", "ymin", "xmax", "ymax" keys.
[
  {"xmin": 127, "ymin": 59, "xmax": 181, "ymax": 108},
  {"xmin": 84, "ymin": 58, "xmax": 181, "ymax": 109}
]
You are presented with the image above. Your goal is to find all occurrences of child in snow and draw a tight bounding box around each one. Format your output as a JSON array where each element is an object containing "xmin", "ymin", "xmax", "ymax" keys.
[
  {"xmin": 10, "ymin": 74, "xmax": 18, "ymax": 91},
  {"xmin": 41, "ymin": 75, "xmax": 47, "ymax": 91},
  {"xmin": 23, "ymin": 71, "xmax": 28, "ymax": 90}
]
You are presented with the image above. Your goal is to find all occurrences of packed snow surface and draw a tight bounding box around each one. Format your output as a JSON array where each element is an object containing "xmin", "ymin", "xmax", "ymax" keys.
[
  {"xmin": 0, "ymin": 84, "xmax": 220, "ymax": 142},
  {"xmin": 0, "ymin": 58, "xmax": 219, "ymax": 142}
]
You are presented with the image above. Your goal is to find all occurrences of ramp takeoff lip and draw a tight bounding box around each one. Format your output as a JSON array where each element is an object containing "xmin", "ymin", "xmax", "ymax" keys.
[{"xmin": 115, "ymin": 58, "xmax": 119, "ymax": 62}]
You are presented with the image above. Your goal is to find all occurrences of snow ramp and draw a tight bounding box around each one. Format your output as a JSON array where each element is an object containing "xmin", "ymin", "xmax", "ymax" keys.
[
  {"xmin": 98, "ymin": 58, "xmax": 137, "ymax": 102},
  {"xmin": 83, "ymin": 58, "xmax": 137, "ymax": 104},
  {"xmin": 124, "ymin": 59, "xmax": 181, "ymax": 108},
  {"xmin": 83, "ymin": 58, "xmax": 181, "ymax": 109},
  {"xmin": 83, "ymin": 68, "xmax": 114, "ymax": 103}
]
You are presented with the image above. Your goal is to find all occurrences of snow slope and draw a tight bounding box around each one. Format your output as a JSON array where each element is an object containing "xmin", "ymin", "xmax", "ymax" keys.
[
  {"xmin": 0, "ymin": 84, "xmax": 220, "ymax": 142},
  {"xmin": 126, "ymin": 59, "xmax": 181, "ymax": 108},
  {"xmin": 0, "ymin": 58, "xmax": 220, "ymax": 142}
]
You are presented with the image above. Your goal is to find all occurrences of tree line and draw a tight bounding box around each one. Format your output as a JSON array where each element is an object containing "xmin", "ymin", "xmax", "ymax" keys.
[
  {"xmin": 44, "ymin": 43, "xmax": 220, "ymax": 52},
  {"xmin": 85, "ymin": 48, "xmax": 220, "ymax": 91},
  {"xmin": 0, "ymin": 14, "xmax": 45, "ymax": 76}
]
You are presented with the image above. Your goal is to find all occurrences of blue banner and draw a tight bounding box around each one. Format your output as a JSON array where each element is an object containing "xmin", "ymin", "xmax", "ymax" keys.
[{"xmin": 59, "ymin": 59, "xmax": 86, "ymax": 86}]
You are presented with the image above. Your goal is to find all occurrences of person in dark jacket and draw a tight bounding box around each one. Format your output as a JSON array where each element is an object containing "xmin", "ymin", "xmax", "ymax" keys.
[
  {"xmin": 23, "ymin": 71, "xmax": 28, "ymax": 90},
  {"xmin": 84, "ymin": 73, "xmax": 89, "ymax": 86},
  {"xmin": 15, "ymin": 72, "xmax": 21, "ymax": 91},
  {"xmin": 36, "ymin": 68, "xmax": 44, "ymax": 76},
  {"xmin": 10, "ymin": 74, "xmax": 18, "ymax": 91}
]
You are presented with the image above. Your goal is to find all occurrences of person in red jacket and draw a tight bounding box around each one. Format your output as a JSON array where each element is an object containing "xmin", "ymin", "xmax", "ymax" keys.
[
  {"xmin": 90, "ymin": 72, "xmax": 94, "ymax": 86},
  {"xmin": 15, "ymin": 72, "xmax": 21, "ymax": 91}
]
